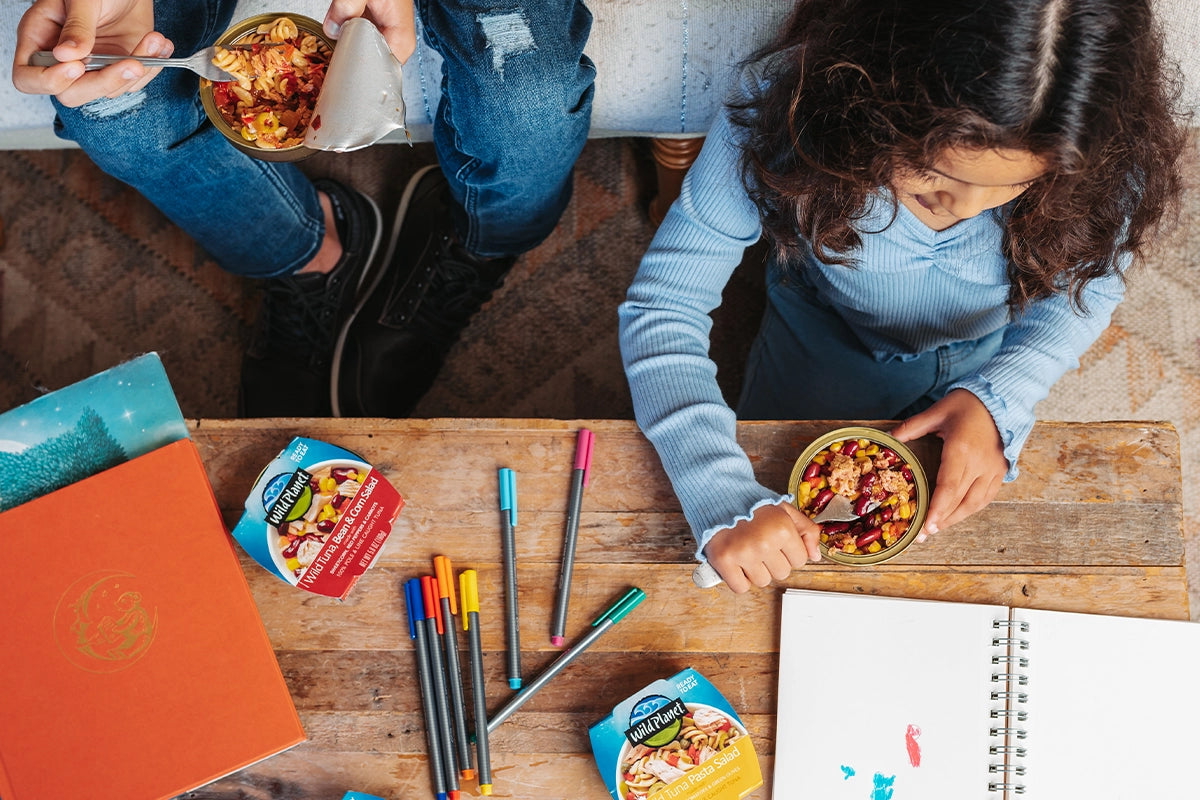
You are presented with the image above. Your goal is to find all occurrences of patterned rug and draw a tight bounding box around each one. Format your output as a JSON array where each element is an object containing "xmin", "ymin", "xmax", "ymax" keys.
[{"xmin": 1, "ymin": 136, "xmax": 1197, "ymax": 613}]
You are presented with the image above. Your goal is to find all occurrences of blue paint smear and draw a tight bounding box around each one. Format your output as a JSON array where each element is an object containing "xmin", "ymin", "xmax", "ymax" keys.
[
  {"xmin": 840, "ymin": 765, "xmax": 856, "ymax": 780},
  {"xmin": 870, "ymin": 773, "xmax": 896, "ymax": 800}
]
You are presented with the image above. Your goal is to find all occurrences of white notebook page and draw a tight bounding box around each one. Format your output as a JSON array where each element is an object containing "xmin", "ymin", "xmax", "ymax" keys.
[
  {"xmin": 1017, "ymin": 607, "xmax": 1200, "ymax": 799},
  {"xmin": 775, "ymin": 590, "xmax": 1005, "ymax": 798}
]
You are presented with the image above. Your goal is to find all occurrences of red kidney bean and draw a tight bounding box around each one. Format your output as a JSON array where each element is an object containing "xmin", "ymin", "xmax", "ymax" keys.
[
  {"xmin": 842, "ymin": 440, "xmax": 860, "ymax": 457},
  {"xmin": 316, "ymin": 518, "xmax": 335, "ymax": 533},
  {"xmin": 901, "ymin": 465, "xmax": 915, "ymax": 482},
  {"xmin": 859, "ymin": 472, "xmax": 879, "ymax": 494},
  {"xmin": 853, "ymin": 494, "xmax": 875, "ymax": 516},
  {"xmin": 803, "ymin": 462, "xmax": 822, "ymax": 481},
  {"xmin": 331, "ymin": 494, "xmax": 346, "ymax": 509},
  {"xmin": 812, "ymin": 488, "xmax": 834, "ymax": 512},
  {"xmin": 856, "ymin": 528, "xmax": 882, "ymax": 548},
  {"xmin": 822, "ymin": 521, "xmax": 850, "ymax": 535},
  {"xmin": 876, "ymin": 448, "xmax": 900, "ymax": 467}
]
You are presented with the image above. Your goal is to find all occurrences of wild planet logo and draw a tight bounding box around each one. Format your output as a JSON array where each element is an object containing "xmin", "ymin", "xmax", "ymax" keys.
[
  {"xmin": 263, "ymin": 468, "xmax": 314, "ymax": 526},
  {"xmin": 54, "ymin": 570, "xmax": 158, "ymax": 673},
  {"xmin": 625, "ymin": 695, "xmax": 689, "ymax": 747}
]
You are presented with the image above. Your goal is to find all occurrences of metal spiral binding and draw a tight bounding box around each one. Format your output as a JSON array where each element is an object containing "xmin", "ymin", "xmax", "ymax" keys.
[
  {"xmin": 989, "ymin": 745, "xmax": 1028, "ymax": 757},
  {"xmin": 990, "ymin": 709, "xmax": 1029, "ymax": 720},
  {"xmin": 988, "ymin": 783, "xmax": 1026, "ymax": 795},
  {"xmin": 993, "ymin": 655, "xmax": 1029, "ymax": 667},
  {"xmin": 987, "ymin": 618, "xmax": 1029, "ymax": 795}
]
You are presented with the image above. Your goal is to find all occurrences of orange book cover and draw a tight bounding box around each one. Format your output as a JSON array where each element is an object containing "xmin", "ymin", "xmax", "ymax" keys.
[{"xmin": 0, "ymin": 438, "xmax": 305, "ymax": 800}]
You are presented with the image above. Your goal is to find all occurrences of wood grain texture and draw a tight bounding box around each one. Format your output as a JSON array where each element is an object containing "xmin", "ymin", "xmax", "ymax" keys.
[{"xmin": 179, "ymin": 418, "xmax": 1186, "ymax": 800}]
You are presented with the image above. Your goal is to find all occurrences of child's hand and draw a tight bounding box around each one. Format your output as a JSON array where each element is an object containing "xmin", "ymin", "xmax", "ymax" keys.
[
  {"xmin": 703, "ymin": 502, "xmax": 821, "ymax": 593},
  {"xmin": 324, "ymin": 1, "xmax": 417, "ymax": 63},
  {"xmin": 891, "ymin": 388, "xmax": 1006, "ymax": 539},
  {"xmin": 13, "ymin": 0, "xmax": 165, "ymax": 107}
]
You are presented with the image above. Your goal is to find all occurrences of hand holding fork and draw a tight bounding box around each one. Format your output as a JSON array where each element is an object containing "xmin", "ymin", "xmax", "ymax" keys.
[{"xmin": 29, "ymin": 45, "xmax": 246, "ymax": 82}]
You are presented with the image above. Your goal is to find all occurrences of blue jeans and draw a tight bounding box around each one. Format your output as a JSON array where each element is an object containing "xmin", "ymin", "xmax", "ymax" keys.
[
  {"xmin": 53, "ymin": 0, "xmax": 594, "ymax": 276},
  {"xmin": 737, "ymin": 256, "xmax": 1005, "ymax": 420}
]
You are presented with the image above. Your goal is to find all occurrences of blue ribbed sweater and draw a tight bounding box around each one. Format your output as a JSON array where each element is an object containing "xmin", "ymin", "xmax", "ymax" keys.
[{"xmin": 618, "ymin": 106, "xmax": 1126, "ymax": 560}]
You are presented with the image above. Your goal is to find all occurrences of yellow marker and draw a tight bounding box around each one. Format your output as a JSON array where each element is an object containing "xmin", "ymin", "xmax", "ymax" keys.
[{"xmin": 460, "ymin": 569, "xmax": 493, "ymax": 795}]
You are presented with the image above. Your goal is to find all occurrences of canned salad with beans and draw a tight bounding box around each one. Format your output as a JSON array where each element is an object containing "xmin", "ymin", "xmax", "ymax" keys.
[
  {"xmin": 232, "ymin": 437, "xmax": 405, "ymax": 598},
  {"xmin": 788, "ymin": 427, "xmax": 928, "ymax": 565}
]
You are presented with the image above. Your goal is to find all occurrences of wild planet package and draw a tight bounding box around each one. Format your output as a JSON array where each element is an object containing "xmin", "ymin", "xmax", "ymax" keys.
[
  {"xmin": 589, "ymin": 668, "xmax": 763, "ymax": 800},
  {"xmin": 232, "ymin": 437, "xmax": 404, "ymax": 599}
]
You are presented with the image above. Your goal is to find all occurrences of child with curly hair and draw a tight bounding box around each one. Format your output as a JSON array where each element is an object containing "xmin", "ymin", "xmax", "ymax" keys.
[{"xmin": 620, "ymin": 0, "xmax": 1189, "ymax": 592}]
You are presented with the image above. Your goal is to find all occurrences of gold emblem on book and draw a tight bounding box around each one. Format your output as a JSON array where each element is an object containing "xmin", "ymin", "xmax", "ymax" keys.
[{"xmin": 54, "ymin": 571, "xmax": 158, "ymax": 673}]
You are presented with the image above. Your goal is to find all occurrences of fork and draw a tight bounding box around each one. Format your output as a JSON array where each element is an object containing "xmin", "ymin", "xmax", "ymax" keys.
[{"xmin": 30, "ymin": 45, "xmax": 252, "ymax": 82}]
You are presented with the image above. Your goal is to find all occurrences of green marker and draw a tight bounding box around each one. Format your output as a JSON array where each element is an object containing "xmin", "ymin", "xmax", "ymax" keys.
[{"xmin": 486, "ymin": 587, "xmax": 646, "ymax": 735}]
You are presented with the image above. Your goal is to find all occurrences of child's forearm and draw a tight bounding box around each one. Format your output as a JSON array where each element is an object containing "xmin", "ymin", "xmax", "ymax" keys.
[{"xmin": 947, "ymin": 269, "xmax": 1125, "ymax": 477}]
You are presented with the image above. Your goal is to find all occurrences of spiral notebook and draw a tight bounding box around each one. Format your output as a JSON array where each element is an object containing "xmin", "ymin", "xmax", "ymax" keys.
[{"xmin": 774, "ymin": 589, "xmax": 1200, "ymax": 799}]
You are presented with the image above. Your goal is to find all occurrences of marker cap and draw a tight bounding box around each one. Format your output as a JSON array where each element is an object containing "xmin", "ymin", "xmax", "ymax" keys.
[
  {"xmin": 434, "ymin": 555, "xmax": 458, "ymax": 614},
  {"xmin": 575, "ymin": 429, "xmax": 595, "ymax": 486},
  {"xmin": 460, "ymin": 570, "xmax": 480, "ymax": 628}
]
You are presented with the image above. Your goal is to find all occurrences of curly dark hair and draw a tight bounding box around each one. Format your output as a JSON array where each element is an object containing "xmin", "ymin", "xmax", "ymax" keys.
[{"xmin": 730, "ymin": 0, "xmax": 1189, "ymax": 310}]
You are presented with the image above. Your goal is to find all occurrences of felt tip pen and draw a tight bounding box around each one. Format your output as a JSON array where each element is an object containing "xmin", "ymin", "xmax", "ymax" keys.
[
  {"xmin": 421, "ymin": 575, "xmax": 460, "ymax": 797},
  {"xmin": 434, "ymin": 556, "xmax": 474, "ymax": 781},
  {"xmin": 460, "ymin": 569, "xmax": 493, "ymax": 796},
  {"xmin": 499, "ymin": 468, "xmax": 522, "ymax": 689},
  {"xmin": 404, "ymin": 578, "xmax": 448, "ymax": 800},
  {"xmin": 551, "ymin": 428, "xmax": 594, "ymax": 646},
  {"xmin": 487, "ymin": 587, "xmax": 646, "ymax": 734}
]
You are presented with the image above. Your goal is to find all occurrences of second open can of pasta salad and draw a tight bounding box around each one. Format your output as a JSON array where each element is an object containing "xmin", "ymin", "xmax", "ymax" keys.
[
  {"xmin": 788, "ymin": 426, "xmax": 929, "ymax": 566},
  {"xmin": 200, "ymin": 14, "xmax": 334, "ymax": 162},
  {"xmin": 588, "ymin": 668, "xmax": 763, "ymax": 800}
]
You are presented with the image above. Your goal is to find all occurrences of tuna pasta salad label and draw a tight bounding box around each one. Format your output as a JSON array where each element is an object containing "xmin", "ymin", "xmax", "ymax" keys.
[
  {"xmin": 589, "ymin": 668, "xmax": 762, "ymax": 800},
  {"xmin": 233, "ymin": 437, "xmax": 404, "ymax": 599}
]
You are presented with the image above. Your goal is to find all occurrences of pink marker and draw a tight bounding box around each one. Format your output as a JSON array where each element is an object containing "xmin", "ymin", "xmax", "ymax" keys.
[{"xmin": 551, "ymin": 428, "xmax": 595, "ymax": 646}]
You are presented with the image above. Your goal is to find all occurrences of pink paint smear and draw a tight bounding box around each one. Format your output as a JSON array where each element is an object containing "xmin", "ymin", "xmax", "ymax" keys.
[{"xmin": 905, "ymin": 724, "xmax": 922, "ymax": 767}]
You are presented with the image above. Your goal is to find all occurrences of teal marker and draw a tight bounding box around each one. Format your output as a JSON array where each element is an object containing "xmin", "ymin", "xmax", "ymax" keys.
[
  {"xmin": 499, "ymin": 468, "xmax": 522, "ymax": 689},
  {"xmin": 486, "ymin": 587, "xmax": 646, "ymax": 734}
]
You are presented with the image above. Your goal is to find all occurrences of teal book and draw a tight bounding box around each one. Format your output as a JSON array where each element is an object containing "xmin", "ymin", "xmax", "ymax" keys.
[{"xmin": 0, "ymin": 353, "xmax": 189, "ymax": 511}]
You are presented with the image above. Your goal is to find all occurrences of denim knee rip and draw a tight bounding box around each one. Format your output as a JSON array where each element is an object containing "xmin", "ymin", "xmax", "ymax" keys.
[
  {"xmin": 477, "ymin": 10, "xmax": 536, "ymax": 76},
  {"xmin": 79, "ymin": 90, "xmax": 148, "ymax": 120}
]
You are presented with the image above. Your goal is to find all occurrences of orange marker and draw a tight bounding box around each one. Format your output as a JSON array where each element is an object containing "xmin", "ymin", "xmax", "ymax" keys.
[
  {"xmin": 435, "ymin": 556, "xmax": 474, "ymax": 781},
  {"xmin": 420, "ymin": 575, "xmax": 459, "ymax": 799}
]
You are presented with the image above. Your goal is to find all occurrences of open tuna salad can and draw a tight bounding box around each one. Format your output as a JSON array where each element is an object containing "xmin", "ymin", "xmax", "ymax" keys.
[{"xmin": 788, "ymin": 426, "xmax": 929, "ymax": 565}]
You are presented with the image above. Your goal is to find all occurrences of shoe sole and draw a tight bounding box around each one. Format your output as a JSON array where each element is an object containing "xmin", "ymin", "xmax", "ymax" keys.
[
  {"xmin": 330, "ymin": 163, "xmax": 440, "ymax": 417},
  {"xmin": 323, "ymin": 183, "xmax": 385, "ymax": 417}
]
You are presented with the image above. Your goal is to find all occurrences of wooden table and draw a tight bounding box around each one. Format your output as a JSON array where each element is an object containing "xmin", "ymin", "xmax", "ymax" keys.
[{"xmin": 183, "ymin": 418, "xmax": 1186, "ymax": 800}]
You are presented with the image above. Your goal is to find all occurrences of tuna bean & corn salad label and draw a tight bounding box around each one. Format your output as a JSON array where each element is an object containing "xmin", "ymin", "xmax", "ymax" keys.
[{"xmin": 233, "ymin": 437, "xmax": 404, "ymax": 599}]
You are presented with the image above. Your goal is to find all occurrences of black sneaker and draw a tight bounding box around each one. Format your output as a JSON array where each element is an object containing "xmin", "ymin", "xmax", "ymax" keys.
[
  {"xmin": 333, "ymin": 165, "xmax": 515, "ymax": 417},
  {"xmin": 239, "ymin": 180, "xmax": 383, "ymax": 417}
]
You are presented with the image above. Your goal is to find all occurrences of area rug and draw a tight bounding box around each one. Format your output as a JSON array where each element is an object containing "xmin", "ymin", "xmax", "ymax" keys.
[{"xmin": 1, "ymin": 136, "xmax": 1197, "ymax": 614}]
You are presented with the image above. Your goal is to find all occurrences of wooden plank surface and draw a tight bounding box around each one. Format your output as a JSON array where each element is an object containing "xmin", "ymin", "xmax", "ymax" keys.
[{"xmin": 180, "ymin": 418, "xmax": 1187, "ymax": 800}]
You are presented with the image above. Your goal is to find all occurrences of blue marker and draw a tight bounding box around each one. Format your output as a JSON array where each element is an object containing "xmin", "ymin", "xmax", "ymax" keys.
[
  {"xmin": 499, "ymin": 468, "xmax": 522, "ymax": 689},
  {"xmin": 405, "ymin": 578, "xmax": 449, "ymax": 800}
]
